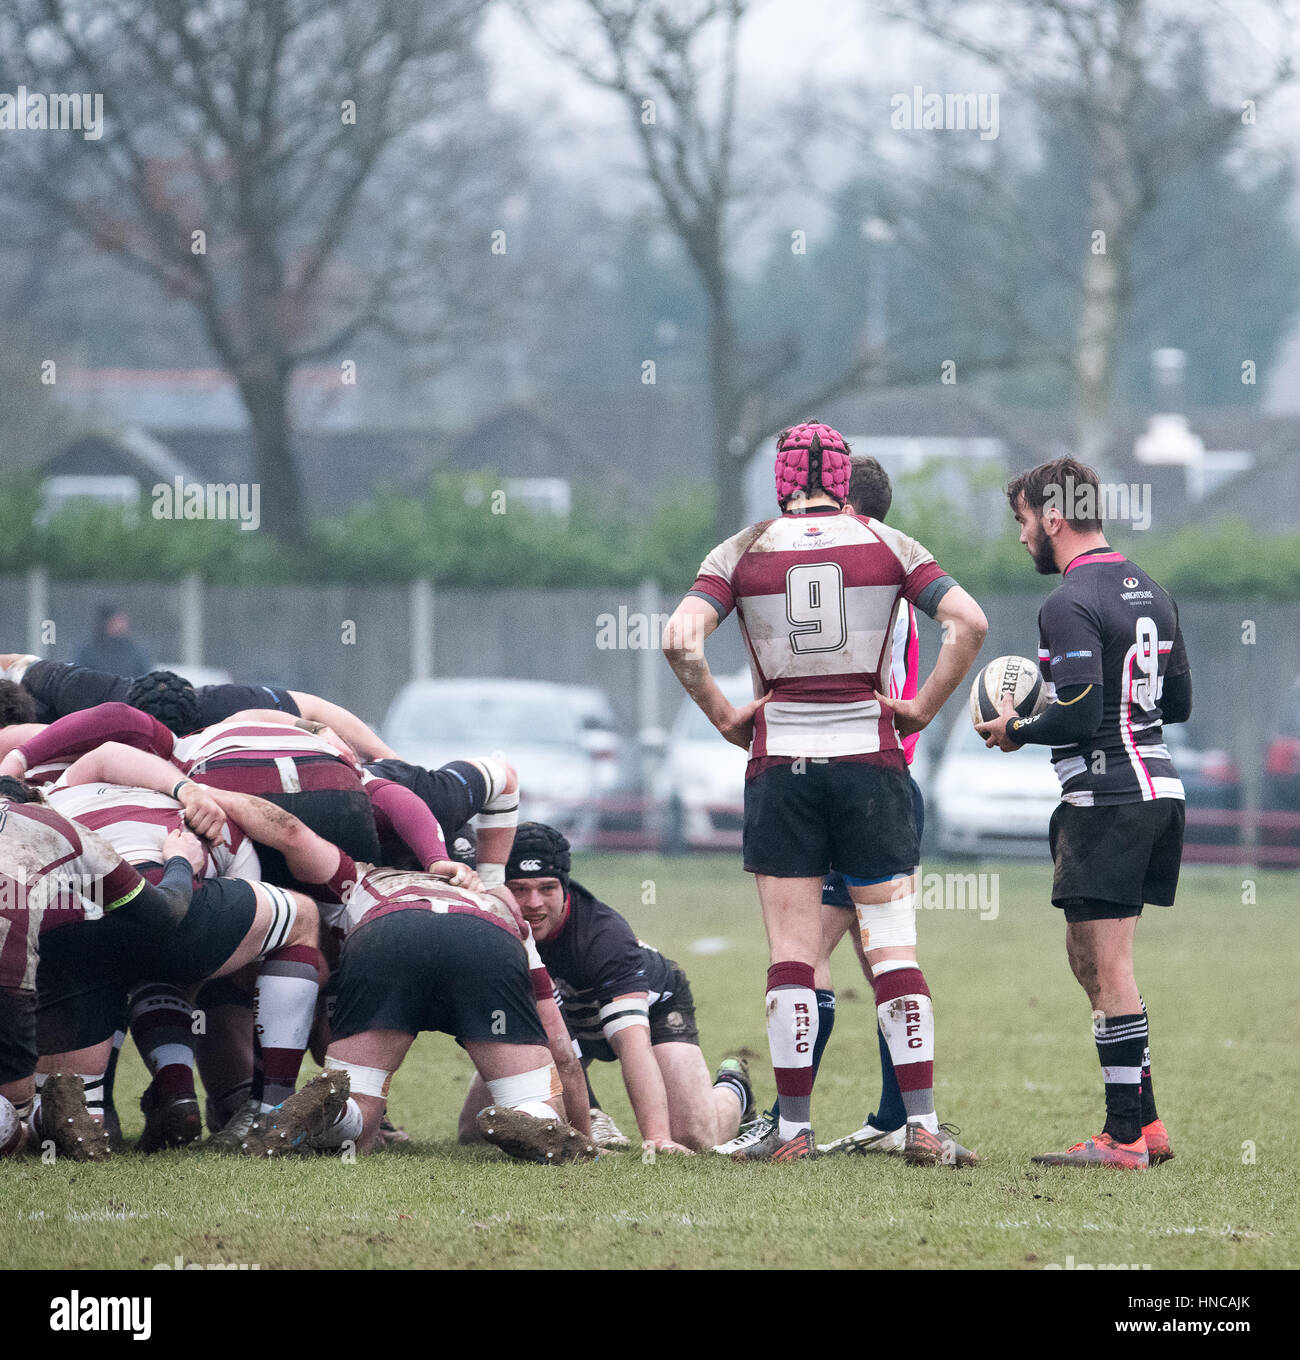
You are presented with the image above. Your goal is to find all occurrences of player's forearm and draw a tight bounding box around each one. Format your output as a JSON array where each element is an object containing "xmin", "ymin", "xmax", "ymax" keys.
[
  {"xmin": 474, "ymin": 762, "xmax": 519, "ymax": 881},
  {"xmin": 913, "ymin": 600, "xmax": 987, "ymax": 721},
  {"xmin": 367, "ymin": 779, "xmax": 448, "ymax": 867},
  {"xmin": 1162, "ymin": 669, "xmax": 1192, "ymax": 724},
  {"xmin": 539, "ymin": 1002, "xmax": 589, "ymax": 1135},
  {"xmin": 291, "ymin": 693, "xmax": 396, "ymax": 761},
  {"xmin": 612, "ymin": 1029, "xmax": 672, "ymax": 1142},
  {"xmin": 62, "ymin": 741, "xmax": 183, "ymax": 794},
  {"xmin": 663, "ymin": 603, "xmax": 728, "ymax": 723},
  {"xmin": 114, "ymin": 856, "xmax": 194, "ymax": 931},
  {"xmin": 8, "ymin": 702, "xmax": 173, "ymax": 773},
  {"xmin": 1010, "ymin": 683, "xmax": 1103, "ymax": 746},
  {"xmin": 206, "ymin": 788, "xmax": 340, "ymax": 884}
]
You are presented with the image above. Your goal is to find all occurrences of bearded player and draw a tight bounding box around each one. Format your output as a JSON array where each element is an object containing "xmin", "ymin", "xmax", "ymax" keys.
[
  {"xmin": 977, "ymin": 457, "xmax": 1189, "ymax": 1168},
  {"xmin": 663, "ymin": 422, "xmax": 988, "ymax": 1162}
]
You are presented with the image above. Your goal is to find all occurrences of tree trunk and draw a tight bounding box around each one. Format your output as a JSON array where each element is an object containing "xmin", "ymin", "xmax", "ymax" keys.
[
  {"xmin": 236, "ymin": 363, "xmax": 307, "ymax": 545},
  {"xmin": 709, "ymin": 301, "xmax": 746, "ymax": 541}
]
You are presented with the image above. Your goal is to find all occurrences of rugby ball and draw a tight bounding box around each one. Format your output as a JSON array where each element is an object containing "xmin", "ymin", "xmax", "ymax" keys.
[{"xmin": 969, "ymin": 655, "xmax": 1046, "ymax": 729}]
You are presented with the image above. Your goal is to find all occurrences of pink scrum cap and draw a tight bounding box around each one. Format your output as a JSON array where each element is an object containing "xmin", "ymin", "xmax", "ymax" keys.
[{"xmin": 774, "ymin": 422, "xmax": 852, "ymax": 508}]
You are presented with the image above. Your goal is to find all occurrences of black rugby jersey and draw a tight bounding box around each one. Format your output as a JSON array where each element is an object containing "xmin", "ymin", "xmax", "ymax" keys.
[
  {"xmin": 19, "ymin": 661, "xmax": 298, "ymax": 730},
  {"xmin": 1036, "ymin": 548, "xmax": 1188, "ymax": 807},
  {"xmin": 534, "ymin": 880, "xmax": 677, "ymax": 1049}
]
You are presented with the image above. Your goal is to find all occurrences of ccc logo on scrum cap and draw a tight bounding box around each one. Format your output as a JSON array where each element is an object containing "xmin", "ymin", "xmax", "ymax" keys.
[{"xmin": 518, "ymin": 859, "xmax": 543, "ymax": 872}]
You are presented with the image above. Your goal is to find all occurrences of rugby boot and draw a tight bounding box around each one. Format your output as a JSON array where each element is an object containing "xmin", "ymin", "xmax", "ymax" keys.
[
  {"xmin": 1142, "ymin": 1119, "xmax": 1174, "ymax": 1165},
  {"xmin": 714, "ymin": 1114, "xmax": 774, "ymax": 1155},
  {"xmin": 818, "ymin": 1115, "xmax": 906, "ymax": 1156},
  {"xmin": 237, "ymin": 1072, "xmax": 351, "ymax": 1158},
  {"xmin": 588, "ymin": 1109, "xmax": 630, "ymax": 1149},
  {"xmin": 37, "ymin": 1073, "xmax": 111, "ymax": 1163},
  {"xmin": 902, "ymin": 1120, "xmax": 947, "ymax": 1165},
  {"xmin": 476, "ymin": 1105, "xmax": 600, "ymax": 1164},
  {"xmin": 1031, "ymin": 1131, "xmax": 1149, "ymax": 1169},
  {"xmin": 375, "ymin": 1111, "xmax": 411, "ymax": 1147},
  {"xmin": 138, "ymin": 1081, "xmax": 202, "ymax": 1153},
  {"xmin": 730, "ymin": 1124, "xmax": 815, "ymax": 1162},
  {"xmin": 934, "ymin": 1122, "xmax": 978, "ymax": 1168},
  {"xmin": 209, "ymin": 1096, "xmax": 262, "ymax": 1152}
]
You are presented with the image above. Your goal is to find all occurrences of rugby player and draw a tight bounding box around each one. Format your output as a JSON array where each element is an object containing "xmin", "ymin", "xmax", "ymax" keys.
[
  {"xmin": 46, "ymin": 739, "xmax": 325, "ymax": 1151},
  {"xmin": 191, "ymin": 790, "xmax": 594, "ymax": 1160},
  {"xmin": 977, "ymin": 457, "xmax": 1189, "ymax": 1169},
  {"xmin": 663, "ymin": 422, "xmax": 988, "ymax": 1161},
  {"xmin": 0, "ymin": 771, "xmax": 307, "ymax": 1162},
  {"xmin": 1, "ymin": 775, "xmax": 184, "ymax": 1161},
  {"xmin": 462, "ymin": 822, "xmax": 752, "ymax": 1155},
  {"xmin": 0, "ymin": 704, "xmax": 467, "ymax": 889},
  {"xmin": 722, "ymin": 455, "xmax": 945, "ymax": 1159},
  {"xmin": 0, "ymin": 654, "xmax": 396, "ymax": 759}
]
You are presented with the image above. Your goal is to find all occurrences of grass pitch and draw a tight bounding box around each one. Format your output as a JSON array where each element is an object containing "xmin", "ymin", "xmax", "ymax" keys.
[{"xmin": 4, "ymin": 856, "xmax": 1297, "ymax": 1271}]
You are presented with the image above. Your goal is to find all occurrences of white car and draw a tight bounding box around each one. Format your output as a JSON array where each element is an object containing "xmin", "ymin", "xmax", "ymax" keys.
[
  {"xmin": 929, "ymin": 717, "xmax": 1060, "ymax": 858},
  {"xmin": 382, "ymin": 678, "xmax": 606, "ymax": 846},
  {"xmin": 651, "ymin": 670, "xmax": 941, "ymax": 853},
  {"xmin": 650, "ymin": 670, "xmax": 753, "ymax": 852}
]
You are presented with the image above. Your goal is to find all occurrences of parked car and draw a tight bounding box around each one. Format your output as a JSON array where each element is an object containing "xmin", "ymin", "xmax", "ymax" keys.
[
  {"xmin": 1262, "ymin": 677, "xmax": 1300, "ymax": 862},
  {"xmin": 930, "ymin": 718, "xmax": 1059, "ymax": 859},
  {"xmin": 650, "ymin": 670, "xmax": 752, "ymax": 852},
  {"xmin": 1264, "ymin": 677, "xmax": 1300, "ymax": 811},
  {"xmin": 569, "ymin": 685, "xmax": 625, "ymax": 793},
  {"xmin": 1165, "ymin": 723, "xmax": 1241, "ymax": 850},
  {"xmin": 382, "ymin": 678, "xmax": 608, "ymax": 846}
]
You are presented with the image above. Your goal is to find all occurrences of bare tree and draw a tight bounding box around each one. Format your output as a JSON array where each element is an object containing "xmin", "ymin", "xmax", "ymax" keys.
[
  {"xmin": 0, "ymin": 0, "xmax": 512, "ymax": 541},
  {"xmin": 877, "ymin": 0, "xmax": 1296, "ymax": 466},
  {"xmin": 517, "ymin": 0, "xmax": 901, "ymax": 538}
]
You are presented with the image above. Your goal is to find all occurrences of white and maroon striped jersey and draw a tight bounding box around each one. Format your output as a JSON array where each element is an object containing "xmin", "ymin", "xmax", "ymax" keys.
[
  {"xmin": 45, "ymin": 782, "xmax": 261, "ymax": 885},
  {"xmin": 689, "ymin": 510, "xmax": 946, "ymax": 761},
  {"xmin": 0, "ymin": 799, "xmax": 142, "ymax": 990},
  {"xmin": 172, "ymin": 718, "xmax": 343, "ymax": 772},
  {"xmin": 321, "ymin": 856, "xmax": 551, "ymax": 998}
]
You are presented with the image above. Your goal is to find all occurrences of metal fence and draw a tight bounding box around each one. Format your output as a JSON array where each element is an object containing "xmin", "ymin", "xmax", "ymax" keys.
[{"xmin": 3, "ymin": 572, "xmax": 1297, "ymax": 862}]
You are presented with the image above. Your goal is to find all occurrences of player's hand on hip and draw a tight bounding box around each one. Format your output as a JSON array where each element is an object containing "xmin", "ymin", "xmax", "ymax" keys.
[
  {"xmin": 717, "ymin": 692, "xmax": 770, "ymax": 749},
  {"xmin": 177, "ymin": 782, "xmax": 226, "ymax": 839},
  {"xmin": 874, "ymin": 691, "xmax": 931, "ymax": 738},
  {"xmin": 163, "ymin": 826, "xmax": 206, "ymax": 875},
  {"xmin": 975, "ymin": 694, "xmax": 1023, "ymax": 752}
]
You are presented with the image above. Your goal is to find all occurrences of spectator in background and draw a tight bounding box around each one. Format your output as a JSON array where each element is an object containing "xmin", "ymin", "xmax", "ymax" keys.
[{"xmin": 75, "ymin": 606, "xmax": 150, "ymax": 677}]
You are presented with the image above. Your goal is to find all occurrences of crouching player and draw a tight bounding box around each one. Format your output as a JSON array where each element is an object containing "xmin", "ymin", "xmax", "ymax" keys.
[
  {"xmin": 197, "ymin": 790, "xmax": 596, "ymax": 1163},
  {"xmin": 475, "ymin": 822, "xmax": 753, "ymax": 1156}
]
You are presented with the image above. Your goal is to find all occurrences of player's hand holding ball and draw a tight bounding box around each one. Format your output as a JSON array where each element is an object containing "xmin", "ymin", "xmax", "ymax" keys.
[{"xmin": 971, "ymin": 654, "xmax": 1044, "ymax": 751}]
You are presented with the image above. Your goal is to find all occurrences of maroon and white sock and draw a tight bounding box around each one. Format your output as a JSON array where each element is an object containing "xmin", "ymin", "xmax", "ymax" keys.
[
  {"xmin": 766, "ymin": 961, "xmax": 819, "ymax": 1140},
  {"xmin": 129, "ymin": 984, "xmax": 196, "ymax": 1103},
  {"xmin": 873, "ymin": 961, "xmax": 937, "ymax": 1133},
  {"xmin": 254, "ymin": 945, "xmax": 323, "ymax": 1109}
]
